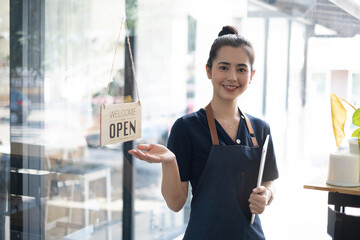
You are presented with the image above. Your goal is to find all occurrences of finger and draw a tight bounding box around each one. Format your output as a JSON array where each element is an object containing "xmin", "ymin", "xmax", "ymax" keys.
[
  {"xmin": 136, "ymin": 144, "xmax": 152, "ymax": 151},
  {"xmin": 132, "ymin": 152, "xmax": 155, "ymax": 163},
  {"xmin": 249, "ymin": 198, "xmax": 264, "ymax": 208},
  {"xmin": 249, "ymin": 204, "xmax": 257, "ymax": 214},
  {"xmin": 136, "ymin": 150, "xmax": 151, "ymax": 160},
  {"xmin": 128, "ymin": 149, "xmax": 137, "ymax": 155},
  {"xmin": 129, "ymin": 149, "xmax": 147, "ymax": 158},
  {"xmin": 252, "ymin": 186, "xmax": 266, "ymax": 194},
  {"xmin": 249, "ymin": 197, "xmax": 266, "ymax": 213},
  {"xmin": 249, "ymin": 203, "xmax": 264, "ymax": 214},
  {"xmin": 131, "ymin": 150, "xmax": 162, "ymax": 163},
  {"xmin": 252, "ymin": 193, "xmax": 267, "ymax": 202},
  {"xmin": 131, "ymin": 151, "xmax": 145, "ymax": 160},
  {"xmin": 249, "ymin": 193, "xmax": 266, "ymax": 207},
  {"xmin": 250, "ymin": 192, "xmax": 265, "ymax": 200}
]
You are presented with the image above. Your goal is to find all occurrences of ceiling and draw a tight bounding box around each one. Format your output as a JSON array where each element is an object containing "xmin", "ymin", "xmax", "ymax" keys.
[{"xmin": 250, "ymin": 0, "xmax": 360, "ymax": 37}]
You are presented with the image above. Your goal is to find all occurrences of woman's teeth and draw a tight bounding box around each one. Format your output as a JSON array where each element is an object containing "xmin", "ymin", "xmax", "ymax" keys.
[{"xmin": 224, "ymin": 85, "xmax": 237, "ymax": 89}]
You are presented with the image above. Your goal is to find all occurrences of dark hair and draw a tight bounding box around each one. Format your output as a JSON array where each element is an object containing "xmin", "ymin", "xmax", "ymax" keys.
[{"xmin": 206, "ymin": 26, "xmax": 255, "ymax": 72}]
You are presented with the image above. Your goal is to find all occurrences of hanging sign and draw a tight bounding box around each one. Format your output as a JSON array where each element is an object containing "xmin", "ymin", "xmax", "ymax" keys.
[
  {"xmin": 100, "ymin": 101, "xmax": 141, "ymax": 146},
  {"xmin": 100, "ymin": 16, "xmax": 142, "ymax": 146}
]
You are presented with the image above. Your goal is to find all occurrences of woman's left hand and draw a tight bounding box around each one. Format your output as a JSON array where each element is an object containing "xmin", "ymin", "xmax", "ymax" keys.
[{"xmin": 248, "ymin": 186, "xmax": 268, "ymax": 214}]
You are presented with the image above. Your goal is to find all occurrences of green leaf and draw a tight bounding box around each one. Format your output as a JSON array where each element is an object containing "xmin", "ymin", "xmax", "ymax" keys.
[
  {"xmin": 352, "ymin": 128, "xmax": 360, "ymax": 152},
  {"xmin": 352, "ymin": 128, "xmax": 360, "ymax": 138},
  {"xmin": 353, "ymin": 108, "xmax": 360, "ymax": 126}
]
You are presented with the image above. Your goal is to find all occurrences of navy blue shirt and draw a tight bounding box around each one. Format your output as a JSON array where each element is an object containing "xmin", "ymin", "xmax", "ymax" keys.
[{"xmin": 167, "ymin": 108, "xmax": 279, "ymax": 194}]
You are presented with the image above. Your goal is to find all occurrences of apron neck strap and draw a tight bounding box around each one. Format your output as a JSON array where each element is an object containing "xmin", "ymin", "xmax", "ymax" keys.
[
  {"xmin": 244, "ymin": 113, "xmax": 259, "ymax": 147},
  {"xmin": 205, "ymin": 103, "xmax": 259, "ymax": 147},
  {"xmin": 205, "ymin": 103, "xmax": 219, "ymax": 145}
]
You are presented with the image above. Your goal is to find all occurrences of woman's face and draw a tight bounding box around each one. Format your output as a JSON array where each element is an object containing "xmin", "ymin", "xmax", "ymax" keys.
[{"xmin": 206, "ymin": 46, "xmax": 255, "ymax": 102}]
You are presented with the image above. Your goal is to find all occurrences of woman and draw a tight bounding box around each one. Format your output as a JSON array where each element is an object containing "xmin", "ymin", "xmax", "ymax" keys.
[{"xmin": 129, "ymin": 25, "xmax": 279, "ymax": 239}]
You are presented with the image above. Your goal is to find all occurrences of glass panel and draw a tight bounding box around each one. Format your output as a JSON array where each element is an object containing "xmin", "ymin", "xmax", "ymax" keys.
[
  {"xmin": 311, "ymin": 73, "xmax": 327, "ymax": 96},
  {"xmin": 43, "ymin": 0, "xmax": 125, "ymax": 238},
  {"xmin": 266, "ymin": 18, "xmax": 289, "ymax": 119},
  {"xmin": 5, "ymin": 0, "xmax": 125, "ymax": 239},
  {"xmin": 0, "ymin": 0, "xmax": 9, "ymax": 239},
  {"xmin": 352, "ymin": 73, "xmax": 360, "ymax": 106},
  {"xmin": 134, "ymin": 1, "xmax": 188, "ymax": 239},
  {"xmin": 0, "ymin": 0, "xmax": 9, "ymax": 135}
]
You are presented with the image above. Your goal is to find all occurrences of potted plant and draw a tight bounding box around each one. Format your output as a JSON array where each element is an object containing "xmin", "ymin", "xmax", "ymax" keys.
[
  {"xmin": 328, "ymin": 94, "xmax": 360, "ymax": 187},
  {"xmin": 330, "ymin": 93, "xmax": 359, "ymax": 151}
]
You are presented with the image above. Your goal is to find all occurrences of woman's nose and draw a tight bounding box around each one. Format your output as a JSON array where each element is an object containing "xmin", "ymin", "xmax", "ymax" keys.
[{"xmin": 229, "ymin": 69, "xmax": 237, "ymax": 81}]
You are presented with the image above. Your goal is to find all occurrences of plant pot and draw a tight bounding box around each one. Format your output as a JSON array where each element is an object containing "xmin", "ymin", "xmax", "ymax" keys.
[
  {"xmin": 327, "ymin": 146, "xmax": 360, "ymax": 187},
  {"xmin": 349, "ymin": 137, "xmax": 360, "ymax": 155}
]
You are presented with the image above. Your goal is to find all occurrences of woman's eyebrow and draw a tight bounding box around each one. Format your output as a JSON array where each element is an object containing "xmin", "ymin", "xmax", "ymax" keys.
[
  {"xmin": 218, "ymin": 62, "xmax": 249, "ymax": 68},
  {"xmin": 218, "ymin": 62, "xmax": 231, "ymax": 65},
  {"xmin": 237, "ymin": 63, "xmax": 249, "ymax": 68}
]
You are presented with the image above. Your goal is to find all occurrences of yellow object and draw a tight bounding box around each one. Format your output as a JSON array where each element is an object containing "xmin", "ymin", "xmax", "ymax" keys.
[
  {"xmin": 124, "ymin": 95, "xmax": 133, "ymax": 103},
  {"xmin": 330, "ymin": 94, "xmax": 347, "ymax": 149}
]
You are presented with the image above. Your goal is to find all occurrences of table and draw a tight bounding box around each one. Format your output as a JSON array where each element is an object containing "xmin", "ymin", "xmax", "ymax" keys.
[
  {"xmin": 304, "ymin": 176, "xmax": 360, "ymax": 240},
  {"xmin": 48, "ymin": 162, "xmax": 112, "ymax": 229},
  {"xmin": 7, "ymin": 142, "xmax": 112, "ymax": 237}
]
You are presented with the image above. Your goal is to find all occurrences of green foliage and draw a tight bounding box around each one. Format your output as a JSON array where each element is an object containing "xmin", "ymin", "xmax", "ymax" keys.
[
  {"xmin": 352, "ymin": 108, "xmax": 360, "ymax": 151},
  {"xmin": 126, "ymin": 0, "xmax": 137, "ymax": 35},
  {"xmin": 353, "ymin": 108, "xmax": 360, "ymax": 126},
  {"xmin": 352, "ymin": 128, "xmax": 360, "ymax": 138}
]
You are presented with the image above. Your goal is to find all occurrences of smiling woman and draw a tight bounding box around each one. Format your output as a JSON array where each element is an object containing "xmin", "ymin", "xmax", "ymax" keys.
[{"xmin": 129, "ymin": 25, "xmax": 279, "ymax": 240}]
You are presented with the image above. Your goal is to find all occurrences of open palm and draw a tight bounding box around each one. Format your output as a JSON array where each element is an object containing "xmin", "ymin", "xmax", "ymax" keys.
[{"xmin": 128, "ymin": 144, "xmax": 175, "ymax": 163}]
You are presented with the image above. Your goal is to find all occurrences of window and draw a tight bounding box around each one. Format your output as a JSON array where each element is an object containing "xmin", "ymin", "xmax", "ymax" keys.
[
  {"xmin": 1, "ymin": 0, "xmax": 360, "ymax": 239},
  {"xmin": 352, "ymin": 73, "xmax": 360, "ymax": 106}
]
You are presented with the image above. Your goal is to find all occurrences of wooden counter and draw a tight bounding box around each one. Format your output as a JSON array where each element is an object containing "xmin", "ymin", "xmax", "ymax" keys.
[
  {"xmin": 304, "ymin": 175, "xmax": 360, "ymax": 196},
  {"xmin": 304, "ymin": 174, "xmax": 360, "ymax": 240}
]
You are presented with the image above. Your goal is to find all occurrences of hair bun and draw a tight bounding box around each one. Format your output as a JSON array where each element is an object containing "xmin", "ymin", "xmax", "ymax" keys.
[{"xmin": 218, "ymin": 25, "xmax": 238, "ymax": 37}]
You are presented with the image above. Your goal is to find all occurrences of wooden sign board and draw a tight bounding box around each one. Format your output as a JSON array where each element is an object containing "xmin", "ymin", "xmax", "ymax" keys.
[{"xmin": 100, "ymin": 101, "xmax": 141, "ymax": 146}]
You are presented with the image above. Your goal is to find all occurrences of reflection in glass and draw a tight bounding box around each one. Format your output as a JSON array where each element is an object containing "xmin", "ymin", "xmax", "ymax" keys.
[
  {"xmin": 1, "ymin": 0, "xmax": 360, "ymax": 239},
  {"xmin": 43, "ymin": 0, "xmax": 125, "ymax": 239}
]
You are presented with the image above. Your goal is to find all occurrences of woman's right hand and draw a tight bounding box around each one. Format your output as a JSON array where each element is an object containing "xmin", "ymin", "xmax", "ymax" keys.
[
  {"xmin": 129, "ymin": 144, "xmax": 188, "ymax": 212},
  {"xmin": 128, "ymin": 144, "xmax": 176, "ymax": 164}
]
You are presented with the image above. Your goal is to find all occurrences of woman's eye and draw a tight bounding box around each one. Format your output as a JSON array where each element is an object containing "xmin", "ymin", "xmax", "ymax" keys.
[
  {"xmin": 238, "ymin": 68, "xmax": 246, "ymax": 72},
  {"xmin": 220, "ymin": 66, "xmax": 228, "ymax": 70}
]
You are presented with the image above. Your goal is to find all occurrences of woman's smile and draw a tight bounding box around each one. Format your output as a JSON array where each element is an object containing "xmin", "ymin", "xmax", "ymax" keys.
[{"xmin": 222, "ymin": 84, "xmax": 239, "ymax": 92}]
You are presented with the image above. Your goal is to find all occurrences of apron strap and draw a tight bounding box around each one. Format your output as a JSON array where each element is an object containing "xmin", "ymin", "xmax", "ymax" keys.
[
  {"xmin": 205, "ymin": 103, "xmax": 259, "ymax": 147},
  {"xmin": 243, "ymin": 113, "xmax": 259, "ymax": 147},
  {"xmin": 205, "ymin": 104, "xmax": 219, "ymax": 145}
]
